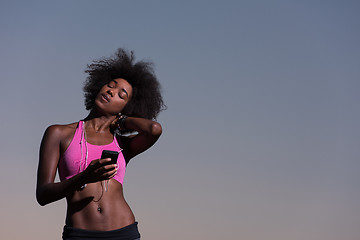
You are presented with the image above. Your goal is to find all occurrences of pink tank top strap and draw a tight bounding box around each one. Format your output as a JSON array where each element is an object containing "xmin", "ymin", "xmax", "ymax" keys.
[
  {"xmin": 113, "ymin": 134, "xmax": 123, "ymax": 152},
  {"xmin": 74, "ymin": 120, "xmax": 84, "ymax": 145}
]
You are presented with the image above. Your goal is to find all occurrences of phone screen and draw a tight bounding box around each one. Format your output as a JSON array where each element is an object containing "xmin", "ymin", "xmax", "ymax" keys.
[{"xmin": 101, "ymin": 150, "xmax": 119, "ymax": 164}]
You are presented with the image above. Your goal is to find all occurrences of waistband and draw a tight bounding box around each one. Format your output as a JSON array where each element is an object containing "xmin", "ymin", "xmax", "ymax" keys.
[{"xmin": 62, "ymin": 222, "xmax": 140, "ymax": 240}]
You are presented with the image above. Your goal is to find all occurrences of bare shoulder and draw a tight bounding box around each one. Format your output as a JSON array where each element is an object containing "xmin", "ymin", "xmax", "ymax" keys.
[
  {"xmin": 42, "ymin": 122, "xmax": 79, "ymax": 153},
  {"xmin": 44, "ymin": 122, "xmax": 78, "ymax": 138},
  {"xmin": 44, "ymin": 122, "xmax": 78, "ymax": 142}
]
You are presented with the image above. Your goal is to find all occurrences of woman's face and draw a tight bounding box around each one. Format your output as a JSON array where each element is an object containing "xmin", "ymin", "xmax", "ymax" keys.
[{"xmin": 94, "ymin": 78, "xmax": 133, "ymax": 115}]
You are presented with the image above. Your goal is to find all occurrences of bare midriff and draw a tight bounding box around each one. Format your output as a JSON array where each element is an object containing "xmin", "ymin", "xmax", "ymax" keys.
[{"xmin": 65, "ymin": 179, "xmax": 135, "ymax": 231}]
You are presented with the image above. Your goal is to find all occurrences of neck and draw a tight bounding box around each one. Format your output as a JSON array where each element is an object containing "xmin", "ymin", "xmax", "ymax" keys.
[{"xmin": 83, "ymin": 111, "xmax": 117, "ymax": 133}]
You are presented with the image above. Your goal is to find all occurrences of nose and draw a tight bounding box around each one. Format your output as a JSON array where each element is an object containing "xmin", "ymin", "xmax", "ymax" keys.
[{"xmin": 106, "ymin": 89, "xmax": 113, "ymax": 97}]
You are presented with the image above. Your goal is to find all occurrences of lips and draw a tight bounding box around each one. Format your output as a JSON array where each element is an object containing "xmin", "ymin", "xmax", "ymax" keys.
[{"xmin": 101, "ymin": 93, "xmax": 110, "ymax": 102}]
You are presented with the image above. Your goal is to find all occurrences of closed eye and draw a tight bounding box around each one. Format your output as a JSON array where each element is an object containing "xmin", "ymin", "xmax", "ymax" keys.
[{"xmin": 122, "ymin": 88, "xmax": 129, "ymax": 99}]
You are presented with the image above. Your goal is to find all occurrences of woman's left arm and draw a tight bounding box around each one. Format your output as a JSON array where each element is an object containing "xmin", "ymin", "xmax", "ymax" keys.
[{"xmin": 119, "ymin": 117, "xmax": 162, "ymax": 160}]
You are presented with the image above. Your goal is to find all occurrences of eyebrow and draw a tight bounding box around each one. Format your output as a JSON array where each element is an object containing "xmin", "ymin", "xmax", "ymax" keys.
[{"xmin": 112, "ymin": 80, "xmax": 129, "ymax": 98}]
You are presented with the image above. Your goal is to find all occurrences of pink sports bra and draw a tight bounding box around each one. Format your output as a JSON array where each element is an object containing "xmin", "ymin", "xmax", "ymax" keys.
[{"xmin": 58, "ymin": 121, "xmax": 126, "ymax": 184}]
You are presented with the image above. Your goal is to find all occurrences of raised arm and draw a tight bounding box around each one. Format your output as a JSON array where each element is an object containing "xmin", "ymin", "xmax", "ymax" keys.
[{"xmin": 119, "ymin": 117, "xmax": 162, "ymax": 161}]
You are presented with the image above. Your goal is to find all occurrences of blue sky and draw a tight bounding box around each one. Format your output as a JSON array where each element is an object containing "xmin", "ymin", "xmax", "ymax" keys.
[{"xmin": 1, "ymin": 1, "xmax": 359, "ymax": 239}]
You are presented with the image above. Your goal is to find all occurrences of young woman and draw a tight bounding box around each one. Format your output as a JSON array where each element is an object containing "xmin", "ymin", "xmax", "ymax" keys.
[{"xmin": 36, "ymin": 49, "xmax": 165, "ymax": 240}]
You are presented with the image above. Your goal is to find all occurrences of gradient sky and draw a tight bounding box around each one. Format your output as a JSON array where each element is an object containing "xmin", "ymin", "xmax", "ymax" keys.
[{"xmin": 1, "ymin": 1, "xmax": 359, "ymax": 239}]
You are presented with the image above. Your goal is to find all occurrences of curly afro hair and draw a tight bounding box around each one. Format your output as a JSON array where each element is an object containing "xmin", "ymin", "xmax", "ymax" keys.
[{"xmin": 83, "ymin": 48, "xmax": 166, "ymax": 120}]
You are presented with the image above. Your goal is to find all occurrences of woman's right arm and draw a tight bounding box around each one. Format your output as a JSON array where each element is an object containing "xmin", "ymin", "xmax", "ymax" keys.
[
  {"xmin": 36, "ymin": 125, "xmax": 86, "ymax": 206},
  {"xmin": 36, "ymin": 125, "xmax": 117, "ymax": 206}
]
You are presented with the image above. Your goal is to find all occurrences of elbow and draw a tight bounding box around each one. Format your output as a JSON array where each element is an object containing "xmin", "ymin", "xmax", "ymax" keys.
[
  {"xmin": 36, "ymin": 196, "xmax": 47, "ymax": 206},
  {"xmin": 36, "ymin": 188, "xmax": 49, "ymax": 206},
  {"xmin": 36, "ymin": 194, "xmax": 46, "ymax": 206},
  {"xmin": 37, "ymin": 200, "xmax": 47, "ymax": 207},
  {"xmin": 151, "ymin": 122, "xmax": 162, "ymax": 137}
]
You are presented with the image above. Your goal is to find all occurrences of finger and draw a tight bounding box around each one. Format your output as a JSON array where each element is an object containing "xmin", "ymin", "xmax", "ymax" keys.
[
  {"xmin": 111, "ymin": 117, "xmax": 118, "ymax": 126},
  {"xmin": 89, "ymin": 159, "xmax": 100, "ymax": 167},
  {"xmin": 102, "ymin": 164, "xmax": 117, "ymax": 171},
  {"xmin": 105, "ymin": 165, "xmax": 117, "ymax": 174},
  {"xmin": 95, "ymin": 164, "xmax": 116, "ymax": 176},
  {"xmin": 90, "ymin": 158, "xmax": 108, "ymax": 169},
  {"xmin": 96, "ymin": 159, "xmax": 112, "ymax": 168},
  {"xmin": 98, "ymin": 168, "xmax": 117, "ymax": 180},
  {"xmin": 108, "ymin": 173, "xmax": 117, "ymax": 179},
  {"xmin": 99, "ymin": 158, "xmax": 112, "ymax": 164},
  {"xmin": 107, "ymin": 169, "xmax": 118, "ymax": 179}
]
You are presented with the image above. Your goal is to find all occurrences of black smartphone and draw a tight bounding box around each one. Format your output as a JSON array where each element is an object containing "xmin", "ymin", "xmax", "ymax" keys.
[{"xmin": 101, "ymin": 150, "xmax": 119, "ymax": 165}]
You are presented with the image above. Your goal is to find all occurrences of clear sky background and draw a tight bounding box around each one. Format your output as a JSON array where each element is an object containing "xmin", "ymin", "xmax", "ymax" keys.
[{"xmin": 0, "ymin": 0, "xmax": 359, "ymax": 239}]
